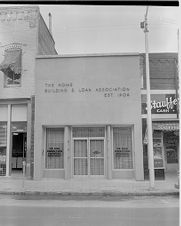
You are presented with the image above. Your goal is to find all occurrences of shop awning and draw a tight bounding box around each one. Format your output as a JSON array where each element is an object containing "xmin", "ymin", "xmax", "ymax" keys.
[
  {"xmin": 0, "ymin": 49, "xmax": 21, "ymax": 79},
  {"xmin": 152, "ymin": 122, "xmax": 179, "ymax": 131},
  {"xmin": 143, "ymin": 121, "xmax": 179, "ymax": 144}
]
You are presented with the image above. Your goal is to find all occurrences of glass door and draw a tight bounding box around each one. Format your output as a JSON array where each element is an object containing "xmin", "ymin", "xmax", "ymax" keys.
[
  {"xmin": 74, "ymin": 139, "xmax": 88, "ymax": 175},
  {"xmin": 90, "ymin": 139, "xmax": 104, "ymax": 175},
  {"xmin": 73, "ymin": 138, "xmax": 104, "ymax": 176}
]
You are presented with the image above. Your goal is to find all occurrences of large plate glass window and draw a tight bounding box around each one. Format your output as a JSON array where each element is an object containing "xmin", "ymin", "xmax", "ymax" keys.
[
  {"xmin": 113, "ymin": 127, "xmax": 133, "ymax": 169},
  {"xmin": 46, "ymin": 128, "xmax": 64, "ymax": 169}
]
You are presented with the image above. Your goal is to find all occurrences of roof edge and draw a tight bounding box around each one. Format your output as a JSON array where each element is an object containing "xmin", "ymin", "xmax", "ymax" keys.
[{"xmin": 36, "ymin": 52, "xmax": 140, "ymax": 59}]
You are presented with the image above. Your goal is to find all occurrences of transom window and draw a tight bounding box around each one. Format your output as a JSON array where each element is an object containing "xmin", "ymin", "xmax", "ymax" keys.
[{"xmin": 72, "ymin": 127, "xmax": 105, "ymax": 138}]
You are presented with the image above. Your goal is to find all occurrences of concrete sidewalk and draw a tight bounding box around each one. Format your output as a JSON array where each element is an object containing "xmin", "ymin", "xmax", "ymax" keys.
[{"xmin": 0, "ymin": 173, "xmax": 179, "ymax": 197}]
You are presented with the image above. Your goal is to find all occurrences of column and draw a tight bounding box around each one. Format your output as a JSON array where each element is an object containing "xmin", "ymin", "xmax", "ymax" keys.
[
  {"xmin": 64, "ymin": 126, "xmax": 71, "ymax": 179},
  {"xmin": 6, "ymin": 104, "xmax": 11, "ymax": 177},
  {"xmin": 107, "ymin": 125, "xmax": 112, "ymax": 179},
  {"xmin": 26, "ymin": 101, "xmax": 31, "ymax": 179}
]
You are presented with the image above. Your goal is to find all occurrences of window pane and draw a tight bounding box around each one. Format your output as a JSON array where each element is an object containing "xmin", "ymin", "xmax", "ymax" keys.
[
  {"xmin": 73, "ymin": 127, "xmax": 105, "ymax": 138},
  {"xmin": 46, "ymin": 128, "xmax": 64, "ymax": 169},
  {"xmin": 74, "ymin": 140, "xmax": 88, "ymax": 175},
  {"xmin": 90, "ymin": 140, "xmax": 104, "ymax": 175},
  {"xmin": 113, "ymin": 127, "xmax": 133, "ymax": 169},
  {"xmin": 1, "ymin": 48, "xmax": 22, "ymax": 87}
]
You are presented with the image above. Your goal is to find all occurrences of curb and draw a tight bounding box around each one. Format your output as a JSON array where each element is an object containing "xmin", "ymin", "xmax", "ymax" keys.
[{"xmin": 0, "ymin": 190, "xmax": 179, "ymax": 198}]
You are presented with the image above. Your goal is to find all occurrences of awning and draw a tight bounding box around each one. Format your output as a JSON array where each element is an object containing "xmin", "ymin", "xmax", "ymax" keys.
[
  {"xmin": 0, "ymin": 49, "xmax": 21, "ymax": 79},
  {"xmin": 143, "ymin": 121, "xmax": 179, "ymax": 144},
  {"xmin": 152, "ymin": 122, "xmax": 179, "ymax": 131}
]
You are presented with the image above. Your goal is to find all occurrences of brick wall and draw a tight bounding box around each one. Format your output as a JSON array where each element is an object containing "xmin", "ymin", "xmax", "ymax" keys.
[
  {"xmin": 0, "ymin": 6, "xmax": 39, "ymax": 99},
  {"xmin": 140, "ymin": 53, "xmax": 178, "ymax": 90},
  {"xmin": 38, "ymin": 15, "xmax": 57, "ymax": 55},
  {"xmin": 0, "ymin": 6, "xmax": 57, "ymax": 100}
]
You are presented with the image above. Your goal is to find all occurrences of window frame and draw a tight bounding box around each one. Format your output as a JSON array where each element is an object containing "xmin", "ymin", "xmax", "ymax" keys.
[
  {"xmin": 45, "ymin": 127, "xmax": 65, "ymax": 170},
  {"xmin": 2, "ymin": 48, "xmax": 22, "ymax": 88},
  {"xmin": 112, "ymin": 126, "xmax": 134, "ymax": 170}
]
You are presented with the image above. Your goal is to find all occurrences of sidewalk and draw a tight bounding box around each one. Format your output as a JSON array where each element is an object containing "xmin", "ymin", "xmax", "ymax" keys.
[{"xmin": 0, "ymin": 173, "xmax": 179, "ymax": 197}]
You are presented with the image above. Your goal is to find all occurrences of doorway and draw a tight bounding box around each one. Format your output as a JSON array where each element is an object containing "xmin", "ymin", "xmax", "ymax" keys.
[
  {"xmin": 73, "ymin": 138, "xmax": 104, "ymax": 176},
  {"xmin": 11, "ymin": 132, "xmax": 27, "ymax": 175},
  {"xmin": 163, "ymin": 131, "xmax": 179, "ymax": 173}
]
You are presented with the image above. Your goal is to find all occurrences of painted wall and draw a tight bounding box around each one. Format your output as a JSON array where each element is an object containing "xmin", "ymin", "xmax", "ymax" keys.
[{"xmin": 34, "ymin": 54, "xmax": 143, "ymax": 180}]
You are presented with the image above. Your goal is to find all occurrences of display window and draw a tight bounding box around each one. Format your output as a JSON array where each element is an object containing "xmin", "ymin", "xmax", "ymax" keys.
[
  {"xmin": 46, "ymin": 128, "xmax": 64, "ymax": 169},
  {"xmin": 164, "ymin": 131, "xmax": 179, "ymax": 164},
  {"xmin": 113, "ymin": 127, "xmax": 133, "ymax": 169}
]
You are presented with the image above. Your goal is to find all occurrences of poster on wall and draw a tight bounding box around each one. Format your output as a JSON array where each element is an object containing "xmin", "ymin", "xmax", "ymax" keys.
[
  {"xmin": 154, "ymin": 147, "xmax": 164, "ymax": 168},
  {"xmin": 153, "ymin": 130, "xmax": 164, "ymax": 169}
]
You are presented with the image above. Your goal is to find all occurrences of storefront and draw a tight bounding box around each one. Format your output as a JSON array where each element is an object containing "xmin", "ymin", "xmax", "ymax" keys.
[
  {"xmin": 0, "ymin": 100, "xmax": 34, "ymax": 178},
  {"xmin": 34, "ymin": 54, "xmax": 144, "ymax": 180},
  {"xmin": 142, "ymin": 91, "xmax": 179, "ymax": 179}
]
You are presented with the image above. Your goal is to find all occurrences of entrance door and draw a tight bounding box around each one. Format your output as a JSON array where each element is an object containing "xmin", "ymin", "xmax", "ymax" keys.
[
  {"xmin": 90, "ymin": 139, "xmax": 104, "ymax": 175},
  {"xmin": 73, "ymin": 138, "xmax": 104, "ymax": 176},
  {"xmin": 11, "ymin": 132, "xmax": 27, "ymax": 173}
]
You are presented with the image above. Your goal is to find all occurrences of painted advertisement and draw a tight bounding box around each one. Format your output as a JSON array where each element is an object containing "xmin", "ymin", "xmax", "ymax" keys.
[{"xmin": 142, "ymin": 94, "xmax": 179, "ymax": 114}]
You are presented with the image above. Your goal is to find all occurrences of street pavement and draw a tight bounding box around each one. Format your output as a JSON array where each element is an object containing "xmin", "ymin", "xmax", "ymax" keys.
[{"xmin": 0, "ymin": 195, "xmax": 179, "ymax": 226}]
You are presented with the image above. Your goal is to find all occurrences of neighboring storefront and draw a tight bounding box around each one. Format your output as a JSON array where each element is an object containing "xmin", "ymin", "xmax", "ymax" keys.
[
  {"xmin": 34, "ymin": 54, "xmax": 144, "ymax": 180},
  {"xmin": 0, "ymin": 102, "xmax": 27, "ymax": 176},
  {"xmin": 0, "ymin": 6, "xmax": 56, "ymax": 178},
  {"xmin": 142, "ymin": 91, "xmax": 179, "ymax": 179}
]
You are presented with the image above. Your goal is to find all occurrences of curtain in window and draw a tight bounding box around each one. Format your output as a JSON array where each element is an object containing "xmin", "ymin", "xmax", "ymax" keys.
[
  {"xmin": 46, "ymin": 128, "xmax": 64, "ymax": 169},
  {"xmin": 74, "ymin": 140, "xmax": 88, "ymax": 175},
  {"xmin": 90, "ymin": 140, "xmax": 104, "ymax": 175},
  {"xmin": 113, "ymin": 127, "xmax": 133, "ymax": 169},
  {"xmin": 73, "ymin": 127, "xmax": 105, "ymax": 138}
]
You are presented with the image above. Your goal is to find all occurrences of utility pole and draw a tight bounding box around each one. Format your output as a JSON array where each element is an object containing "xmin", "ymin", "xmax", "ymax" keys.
[{"xmin": 141, "ymin": 6, "xmax": 155, "ymax": 189}]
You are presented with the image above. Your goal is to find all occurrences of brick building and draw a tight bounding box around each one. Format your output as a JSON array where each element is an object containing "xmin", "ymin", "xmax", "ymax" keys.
[{"xmin": 0, "ymin": 6, "xmax": 57, "ymax": 178}]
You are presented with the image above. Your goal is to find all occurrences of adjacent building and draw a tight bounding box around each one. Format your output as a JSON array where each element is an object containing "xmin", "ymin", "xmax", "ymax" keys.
[
  {"xmin": 0, "ymin": 6, "xmax": 57, "ymax": 178},
  {"xmin": 141, "ymin": 53, "xmax": 179, "ymax": 179}
]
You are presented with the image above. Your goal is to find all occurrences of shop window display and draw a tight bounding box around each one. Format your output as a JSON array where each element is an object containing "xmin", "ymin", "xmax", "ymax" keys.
[
  {"xmin": 164, "ymin": 131, "xmax": 179, "ymax": 164},
  {"xmin": 113, "ymin": 127, "xmax": 133, "ymax": 169},
  {"xmin": 46, "ymin": 128, "xmax": 64, "ymax": 169}
]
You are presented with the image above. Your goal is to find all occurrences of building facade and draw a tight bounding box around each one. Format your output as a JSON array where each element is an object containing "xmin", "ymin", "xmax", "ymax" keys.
[
  {"xmin": 34, "ymin": 54, "xmax": 144, "ymax": 180},
  {"xmin": 0, "ymin": 6, "xmax": 57, "ymax": 178},
  {"xmin": 141, "ymin": 53, "xmax": 179, "ymax": 179}
]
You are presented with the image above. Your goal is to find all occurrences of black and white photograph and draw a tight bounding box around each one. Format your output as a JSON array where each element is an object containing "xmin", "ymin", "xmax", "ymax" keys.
[{"xmin": 0, "ymin": 2, "xmax": 179, "ymax": 226}]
